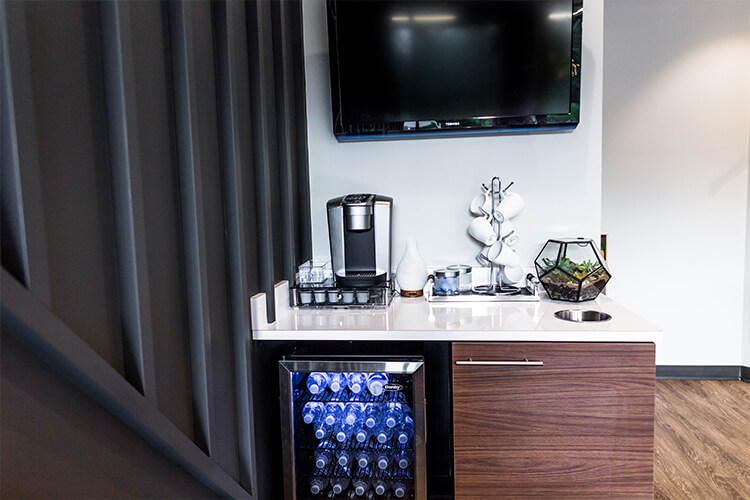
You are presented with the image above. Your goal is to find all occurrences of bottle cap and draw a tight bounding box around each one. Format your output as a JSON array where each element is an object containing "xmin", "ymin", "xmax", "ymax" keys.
[
  {"xmin": 351, "ymin": 383, "xmax": 361, "ymax": 393},
  {"xmin": 376, "ymin": 485, "xmax": 385, "ymax": 495},
  {"xmin": 315, "ymin": 429, "xmax": 325, "ymax": 439},
  {"xmin": 336, "ymin": 431, "xmax": 346, "ymax": 442},
  {"xmin": 311, "ymin": 485, "xmax": 320, "ymax": 494},
  {"xmin": 333, "ymin": 485, "xmax": 342, "ymax": 494},
  {"xmin": 356, "ymin": 432, "xmax": 366, "ymax": 442},
  {"xmin": 303, "ymin": 414, "xmax": 313, "ymax": 424},
  {"xmin": 377, "ymin": 433, "xmax": 387, "ymax": 443},
  {"xmin": 399, "ymin": 433, "xmax": 408, "ymax": 444},
  {"xmin": 356, "ymin": 486, "xmax": 365, "ymax": 495},
  {"xmin": 386, "ymin": 417, "xmax": 396, "ymax": 428},
  {"xmin": 316, "ymin": 458, "xmax": 326, "ymax": 468},
  {"xmin": 358, "ymin": 458, "xmax": 368, "ymax": 467},
  {"xmin": 330, "ymin": 381, "xmax": 341, "ymax": 392},
  {"xmin": 365, "ymin": 417, "xmax": 376, "ymax": 428},
  {"xmin": 378, "ymin": 458, "xmax": 388, "ymax": 469},
  {"xmin": 309, "ymin": 384, "xmax": 320, "ymax": 394},
  {"xmin": 399, "ymin": 458, "xmax": 408, "ymax": 468}
]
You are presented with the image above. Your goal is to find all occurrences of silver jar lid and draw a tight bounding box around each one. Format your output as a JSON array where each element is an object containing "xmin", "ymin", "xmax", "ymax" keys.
[
  {"xmin": 447, "ymin": 264, "xmax": 472, "ymax": 275},
  {"xmin": 434, "ymin": 268, "xmax": 460, "ymax": 278}
]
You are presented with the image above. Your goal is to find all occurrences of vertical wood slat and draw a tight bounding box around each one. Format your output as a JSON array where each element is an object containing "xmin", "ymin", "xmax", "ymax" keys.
[
  {"xmin": 167, "ymin": 1, "xmax": 215, "ymax": 454},
  {"xmin": 246, "ymin": 0, "xmax": 278, "ymax": 324},
  {"xmin": 212, "ymin": 0, "xmax": 257, "ymax": 492},
  {"xmin": 99, "ymin": 1, "xmax": 157, "ymax": 401},
  {"xmin": 270, "ymin": 0, "xmax": 298, "ymax": 287},
  {"xmin": 288, "ymin": 0, "xmax": 312, "ymax": 263},
  {"xmin": 0, "ymin": 1, "xmax": 52, "ymax": 306}
]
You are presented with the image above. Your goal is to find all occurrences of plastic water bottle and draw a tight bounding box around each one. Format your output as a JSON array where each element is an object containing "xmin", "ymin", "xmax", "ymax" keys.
[
  {"xmin": 347, "ymin": 372, "xmax": 367, "ymax": 394},
  {"xmin": 374, "ymin": 424, "xmax": 393, "ymax": 444},
  {"xmin": 309, "ymin": 477, "xmax": 327, "ymax": 495},
  {"xmin": 353, "ymin": 424, "xmax": 371, "ymax": 444},
  {"xmin": 373, "ymin": 478, "xmax": 388, "ymax": 496},
  {"xmin": 395, "ymin": 415, "xmax": 414, "ymax": 445},
  {"xmin": 334, "ymin": 422, "xmax": 355, "ymax": 442},
  {"xmin": 355, "ymin": 450, "xmax": 373, "ymax": 468},
  {"xmin": 375, "ymin": 451, "xmax": 390, "ymax": 470},
  {"xmin": 313, "ymin": 421, "xmax": 333, "ymax": 440},
  {"xmin": 353, "ymin": 478, "xmax": 370, "ymax": 496},
  {"xmin": 327, "ymin": 372, "xmax": 348, "ymax": 393},
  {"xmin": 302, "ymin": 402, "xmax": 325, "ymax": 425},
  {"xmin": 324, "ymin": 402, "xmax": 344, "ymax": 426},
  {"xmin": 392, "ymin": 480, "xmax": 408, "ymax": 498},
  {"xmin": 366, "ymin": 372, "xmax": 389, "ymax": 396},
  {"xmin": 394, "ymin": 449, "xmax": 413, "ymax": 469},
  {"xmin": 343, "ymin": 402, "xmax": 364, "ymax": 425},
  {"xmin": 306, "ymin": 372, "xmax": 328, "ymax": 394},
  {"xmin": 314, "ymin": 449, "xmax": 333, "ymax": 469},
  {"xmin": 330, "ymin": 477, "xmax": 350, "ymax": 495},
  {"xmin": 336, "ymin": 449, "xmax": 355, "ymax": 467},
  {"xmin": 384, "ymin": 403, "xmax": 404, "ymax": 428},
  {"xmin": 363, "ymin": 404, "xmax": 381, "ymax": 429}
]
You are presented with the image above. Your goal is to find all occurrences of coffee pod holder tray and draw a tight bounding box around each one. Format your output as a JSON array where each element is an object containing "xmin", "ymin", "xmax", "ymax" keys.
[
  {"xmin": 427, "ymin": 272, "xmax": 540, "ymax": 303},
  {"xmin": 291, "ymin": 260, "xmax": 393, "ymax": 308}
]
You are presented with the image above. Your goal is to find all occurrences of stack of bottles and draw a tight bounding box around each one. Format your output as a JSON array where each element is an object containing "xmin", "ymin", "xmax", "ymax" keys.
[{"xmin": 296, "ymin": 371, "xmax": 415, "ymax": 498}]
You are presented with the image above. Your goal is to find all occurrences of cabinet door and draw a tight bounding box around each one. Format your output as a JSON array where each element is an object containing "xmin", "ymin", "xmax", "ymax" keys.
[{"xmin": 452, "ymin": 342, "xmax": 655, "ymax": 499}]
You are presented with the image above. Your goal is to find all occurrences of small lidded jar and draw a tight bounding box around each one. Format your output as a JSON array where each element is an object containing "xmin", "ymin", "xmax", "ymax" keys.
[
  {"xmin": 447, "ymin": 264, "xmax": 472, "ymax": 293},
  {"xmin": 434, "ymin": 268, "xmax": 460, "ymax": 295}
]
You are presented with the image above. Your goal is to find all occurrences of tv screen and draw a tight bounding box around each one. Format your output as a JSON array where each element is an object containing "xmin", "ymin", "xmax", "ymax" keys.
[{"xmin": 327, "ymin": 0, "xmax": 582, "ymax": 140}]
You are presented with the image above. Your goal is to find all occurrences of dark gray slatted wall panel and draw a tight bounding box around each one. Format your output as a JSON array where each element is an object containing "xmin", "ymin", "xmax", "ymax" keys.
[
  {"xmin": 1, "ymin": 0, "xmax": 311, "ymax": 496},
  {"xmin": 128, "ymin": 0, "xmax": 194, "ymax": 439},
  {"xmin": 24, "ymin": 1, "xmax": 124, "ymax": 373},
  {"xmin": 213, "ymin": 0, "xmax": 259, "ymax": 490},
  {"xmin": 100, "ymin": 0, "xmax": 158, "ymax": 401},
  {"xmin": 289, "ymin": 0, "xmax": 313, "ymax": 263},
  {"xmin": 0, "ymin": 1, "xmax": 52, "ymax": 304},
  {"xmin": 246, "ymin": 0, "xmax": 280, "ymax": 322}
]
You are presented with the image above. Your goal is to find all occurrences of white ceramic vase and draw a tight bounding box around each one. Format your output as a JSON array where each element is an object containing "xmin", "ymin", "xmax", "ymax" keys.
[{"xmin": 396, "ymin": 237, "xmax": 429, "ymax": 297}]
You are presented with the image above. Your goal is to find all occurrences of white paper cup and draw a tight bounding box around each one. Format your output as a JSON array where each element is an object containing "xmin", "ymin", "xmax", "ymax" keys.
[
  {"xmin": 497, "ymin": 192, "xmax": 525, "ymax": 221},
  {"xmin": 468, "ymin": 216, "xmax": 497, "ymax": 246}
]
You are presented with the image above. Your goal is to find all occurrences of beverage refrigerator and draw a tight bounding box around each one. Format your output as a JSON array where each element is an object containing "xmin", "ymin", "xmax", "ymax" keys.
[{"xmin": 279, "ymin": 358, "xmax": 426, "ymax": 500}]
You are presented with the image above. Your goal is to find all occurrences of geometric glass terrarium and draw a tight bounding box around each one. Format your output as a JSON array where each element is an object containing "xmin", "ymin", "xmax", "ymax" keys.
[{"xmin": 534, "ymin": 238, "xmax": 611, "ymax": 302}]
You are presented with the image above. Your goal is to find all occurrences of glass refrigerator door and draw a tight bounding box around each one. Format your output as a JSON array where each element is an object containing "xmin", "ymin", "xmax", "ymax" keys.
[{"xmin": 279, "ymin": 359, "xmax": 426, "ymax": 500}]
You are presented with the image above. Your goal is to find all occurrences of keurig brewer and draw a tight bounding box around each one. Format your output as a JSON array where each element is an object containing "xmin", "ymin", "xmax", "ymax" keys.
[{"xmin": 327, "ymin": 194, "xmax": 393, "ymax": 288}]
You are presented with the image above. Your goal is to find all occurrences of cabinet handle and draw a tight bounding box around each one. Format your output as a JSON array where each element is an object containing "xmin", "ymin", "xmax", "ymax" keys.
[{"xmin": 455, "ymin": 358, "xmax": 543, "ymax": 366}]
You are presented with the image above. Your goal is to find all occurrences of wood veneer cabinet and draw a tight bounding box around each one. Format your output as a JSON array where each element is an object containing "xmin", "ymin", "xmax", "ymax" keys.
[{"xmin": 452, "ymin": 342, "xmax": 655, "ymax": 499}]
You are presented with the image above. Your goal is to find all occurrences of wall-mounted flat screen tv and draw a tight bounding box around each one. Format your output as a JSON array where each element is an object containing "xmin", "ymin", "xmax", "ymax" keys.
[{"xmin": 327, "ymin": 0, "xmax": 582, "ymax": 141}]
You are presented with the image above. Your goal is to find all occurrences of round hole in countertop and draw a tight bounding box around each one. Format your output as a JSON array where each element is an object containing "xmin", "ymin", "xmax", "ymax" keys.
[{"xmin": 554, "ymin": 310, "xmax": 612, "ymax": 322}]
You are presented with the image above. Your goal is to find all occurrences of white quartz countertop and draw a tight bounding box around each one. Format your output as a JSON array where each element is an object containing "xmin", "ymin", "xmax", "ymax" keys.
[{"xmin": 251, "ymin": 282, "xmax": 661, "ymax": 343}]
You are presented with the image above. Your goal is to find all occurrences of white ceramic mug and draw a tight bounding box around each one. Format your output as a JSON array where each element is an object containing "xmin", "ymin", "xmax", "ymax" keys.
[
  {"xmin": 486, "ymin": 240, "xmax": 520, "ymax": 267},
  {"xmin": 496, "ymin": 192, "xmax": 525, "ymax": 221},
  {"xmin": 501, "ymin": 265, "xmax": 525, "ymax": 285},
  {"xmin": 469, "ymin": 192, "xmax": 492, "ymax": 216},
  {"xmin": 468, "ymin": 216, "xmax": 497, "ymax": 246}
]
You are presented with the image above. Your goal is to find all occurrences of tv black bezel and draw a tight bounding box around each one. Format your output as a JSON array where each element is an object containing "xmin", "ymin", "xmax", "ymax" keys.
[{"xmin": 327, "ymin": 0, "xmax": 583, "ymax": 141}]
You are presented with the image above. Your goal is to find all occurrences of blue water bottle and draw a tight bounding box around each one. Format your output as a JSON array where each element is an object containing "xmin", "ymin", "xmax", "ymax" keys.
[
  {"xmin": 363, "ymin": 404, "xmax": 381, "ymax": 429},
  {"xmin": 396, "ymin": 415, "xmax": 414, "ymax": 445},
  {"xmin": 373, "ymin": 478, "xmax": 388, "ymax": 496},
  {"xmin": 313, "ymin": 420, "xmax": 333, "ymax": 440},
  {"xmin": 355, "ymin": 450, "xmax": 373, "ymax": 468},
  {"xmin": 302, "ymin": 402, "xmax": 325, "ymax": 425},
  {"xmin": 353, "ymin": 424, "xmax": 371, "ymax": 444},
  {"xmin": 314, "ymin": 449, "xmax": 333, "ymax": 469},
  {"xmin": 306, "ymin": 372, "xmax": 328, "ymax": 395},
  {"xmin": 309, "ymin": 477, "xmax": 327, "ymax": 495},
  {"xmin": 334, "ymin": 422, "xmax": 355, "ymax": 442},
  {"xmin": 343, "ymin": 402, "xmax": 364, "ymax": 425},
  {"xmin": 347, "ymin": 372, "xmax": 367, "ymax": 394},
  {"xmin": 375, "ymin": 451, "xmax": 390, "ymax": 470},
  {"xmin": 323, "ymin": 402, "xmax": 344, "ymax": 426},
  {"xmin": 393, "ymin": 480, "xmax": 408, "ymax": 498},
  {"xmin": 374, "ymin": 424, "xmax": 393, "ymax": 444},
  {"xmin": 384, "ymin": 402, "xmax": 404, "ymax": 428},
  {"xmin": 330, "ymin": 478, "xmax": 349, "ymax": 495},
  {"xmin": 366, "ymin": 372, "xmax": 389, "ymax": 396},
  {"xmin": 395, "ymin": 449, "xmax": 413, "ymax": 469},
  {"xmin": 327, "ymin": 372, "xmax": 348, "ymax": 393}
]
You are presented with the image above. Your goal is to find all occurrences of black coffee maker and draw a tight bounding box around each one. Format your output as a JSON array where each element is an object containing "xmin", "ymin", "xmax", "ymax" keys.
[{"xmin": 327, "ymin": 194, "xmax": 393, "ymax": 288}]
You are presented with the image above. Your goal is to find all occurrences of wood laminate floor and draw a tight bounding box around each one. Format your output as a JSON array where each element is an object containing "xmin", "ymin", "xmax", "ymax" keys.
[{"xmin": 655, "ymin": 380, "xmax": 750, "ymax": 499}]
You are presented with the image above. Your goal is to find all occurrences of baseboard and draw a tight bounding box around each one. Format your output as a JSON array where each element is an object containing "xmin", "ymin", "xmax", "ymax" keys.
[{"xmin": 656, "ymin": 365, "xmax": 745, "ymax": 381}]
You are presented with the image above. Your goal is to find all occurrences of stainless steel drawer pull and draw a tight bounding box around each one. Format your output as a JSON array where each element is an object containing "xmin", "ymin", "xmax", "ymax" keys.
[{"xmin": 455, "ymin": 358, "xmax": 543, "ymax": 366}]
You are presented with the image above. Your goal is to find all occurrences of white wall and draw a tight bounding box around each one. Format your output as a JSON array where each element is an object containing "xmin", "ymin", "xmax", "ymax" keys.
[
  {"xmin": 745, "ymin": 132, "xmax": 750, "ymax": 367},
  {"xmin": 602, "ymin": 0, "xmax": 750, "ymax": 365},
  {"xmin": 302, "ymin": 0, "xmax": 605, "ymax": 269}
]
